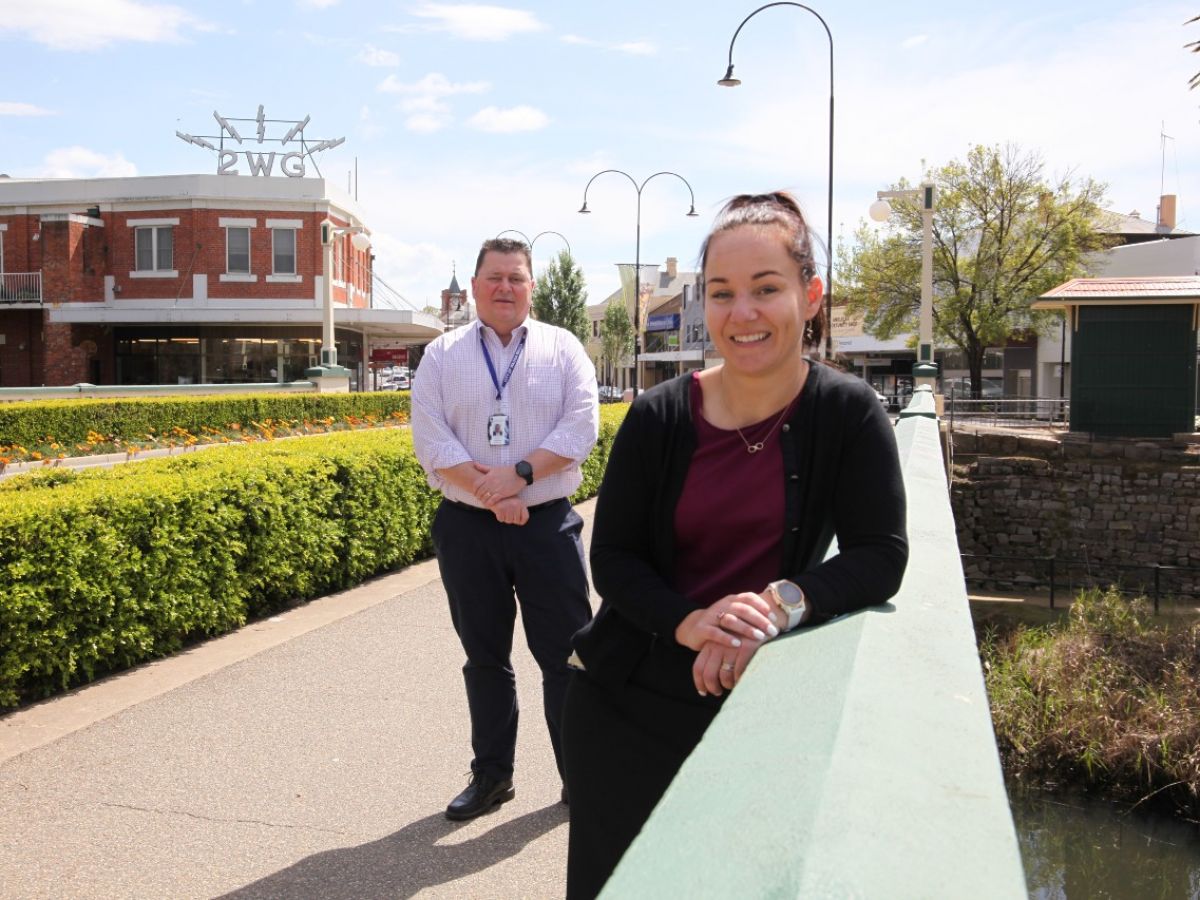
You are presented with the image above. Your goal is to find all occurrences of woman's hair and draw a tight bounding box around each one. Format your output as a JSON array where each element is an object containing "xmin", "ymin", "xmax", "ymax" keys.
[{"xmin": 698, "ymin": 191, "xmax": 826, "ymax": 348}]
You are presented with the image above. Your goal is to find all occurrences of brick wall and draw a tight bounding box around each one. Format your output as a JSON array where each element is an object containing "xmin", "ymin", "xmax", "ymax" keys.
[{"xmin": 951, "ymin": 429, "xmax": 1200, "ymax": 598}]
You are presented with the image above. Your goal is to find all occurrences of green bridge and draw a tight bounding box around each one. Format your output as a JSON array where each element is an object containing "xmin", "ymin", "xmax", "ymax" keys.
[{"xmin": 603, "ymin": 387, "xmax": 1026, "ymax": 898}]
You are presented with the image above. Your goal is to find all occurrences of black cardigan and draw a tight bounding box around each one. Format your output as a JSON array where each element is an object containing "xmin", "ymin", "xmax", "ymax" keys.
[{"xmin": 573, "ymin": 363, "xmax": 909, "ymax": 689}]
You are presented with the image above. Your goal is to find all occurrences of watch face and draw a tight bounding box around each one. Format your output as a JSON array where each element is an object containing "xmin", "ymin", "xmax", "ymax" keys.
[{"xmin": 772, "ymin": 580, "xmax": 803, "ymax": 609}]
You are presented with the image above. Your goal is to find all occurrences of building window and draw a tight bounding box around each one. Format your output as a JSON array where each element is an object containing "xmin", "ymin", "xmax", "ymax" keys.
[
  {"xmin": 273, "ymin": 228, "xmax": 296, "ymax": 275},
  {"xmin": 226, "ymin": 227, "xmax": 250, "ymax": 274},
  {"xmin": 135, "ymin": 226, "xmax": 173, "ymax": 272},
  {"xmin": 592, "ymin": 320, "xmax": 599, "ymax": 338}
]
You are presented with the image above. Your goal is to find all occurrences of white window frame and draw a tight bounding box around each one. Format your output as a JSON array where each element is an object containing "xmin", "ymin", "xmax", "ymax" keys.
[
  {"xmin": 219, "ymin": 217, "xmax": 257, "ymax": 283},
  {"xmin": 271, "ymin": 227, "xmax": 298, "ymax": 278},
  {"xmin": 127, "ymin": 218, "xmax": 179, "ymax": 278}
]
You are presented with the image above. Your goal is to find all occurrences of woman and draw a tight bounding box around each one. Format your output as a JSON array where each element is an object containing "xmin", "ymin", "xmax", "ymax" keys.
[{"xmin": 562, "ymin": 192, "xmax": 909, "ymax": 898}]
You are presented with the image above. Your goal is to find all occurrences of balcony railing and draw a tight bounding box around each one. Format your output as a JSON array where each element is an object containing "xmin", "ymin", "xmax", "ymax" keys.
[{"xmin": 0, "ymin": 272, "xmax": 43, "ymax": 304}]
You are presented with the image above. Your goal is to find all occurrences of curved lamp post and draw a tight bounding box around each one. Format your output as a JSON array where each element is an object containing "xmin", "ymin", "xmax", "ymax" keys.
[
  {"xmin": 495, "ymin": 229, "xmax": 572, "ymax": 261},
  {"xmin": 719, "ymin": 2, "xmax": 834, "ymax": 360},
  {"xmin": 308, "ymin": 220, "xmax": 370, "ymax": 377},
  {"xmin": 869, "ymin": 182, "xmax": 937, "ymax": 388},
  {"xmin": 578, "ymin": 169, "xmax": 699, "ymax": 394}
]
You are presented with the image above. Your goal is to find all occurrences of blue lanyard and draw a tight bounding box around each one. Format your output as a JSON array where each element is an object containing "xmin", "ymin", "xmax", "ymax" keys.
[{"xmin": 479, "ymin": 331, "xmax": 527, "ymax": 401}]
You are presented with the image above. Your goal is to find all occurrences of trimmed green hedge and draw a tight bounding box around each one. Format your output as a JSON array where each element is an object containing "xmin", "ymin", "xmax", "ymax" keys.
[
  {"xmin": 0, "ymin": 392, "xmax": 412, "ymax": 449},
  {"xmin": 0, "ymin": 404, "xmax": 628, "ymax": 707}
]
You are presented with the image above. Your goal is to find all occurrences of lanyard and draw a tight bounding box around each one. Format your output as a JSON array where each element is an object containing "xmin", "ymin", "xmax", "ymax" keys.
[{"xmin": 479, "ymin": 331, "xmax": 527, "ymax": 401}]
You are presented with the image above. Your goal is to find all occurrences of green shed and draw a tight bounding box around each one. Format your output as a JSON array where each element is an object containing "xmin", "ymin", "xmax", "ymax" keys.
[{"xmin": 1034, "ymin": 277, "xmax": 1199, "ymax": 438}]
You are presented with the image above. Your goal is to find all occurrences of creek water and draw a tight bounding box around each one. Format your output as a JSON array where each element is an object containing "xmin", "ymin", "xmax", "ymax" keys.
[{"xmin": 1009, "ymin": 785, "xmax": 1200, "ymax": 898}]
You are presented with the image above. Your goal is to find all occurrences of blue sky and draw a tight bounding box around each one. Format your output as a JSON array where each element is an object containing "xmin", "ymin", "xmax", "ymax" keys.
[{"xmin": 2, "ymin": 0, "xmax": 1198, "ymax": 309}]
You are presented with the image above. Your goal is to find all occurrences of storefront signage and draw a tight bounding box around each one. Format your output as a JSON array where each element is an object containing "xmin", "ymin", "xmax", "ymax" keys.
[
  {"xmin": 176, "ymin": 106, "xmax": 344, "ymax": 178},
  {"xmin": 645, "ymin": 313, "xmax": 680, "ymax": 333},
  {"xmin": 371, "ymin": 348, "xmax": 409, "ymax": 364}
]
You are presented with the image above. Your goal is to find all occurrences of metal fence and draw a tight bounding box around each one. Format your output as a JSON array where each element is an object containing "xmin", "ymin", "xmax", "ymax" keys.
[
  {"xmin": 0, "ymin": 272, "xmax": 42, "ymax": 303},
  {"xmin": 961, "ymin": 552, "xmax": 1200, "ymax": 612},
  {"xmin": 945, "ymin": 393, "xmax": 1070, "ymax": 429}
]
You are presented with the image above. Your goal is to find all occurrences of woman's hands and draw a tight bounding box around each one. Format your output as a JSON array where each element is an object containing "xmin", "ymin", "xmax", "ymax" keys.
[{"xmin": 674, "ymin": 592, "xmax": 780, "ymax": 697}]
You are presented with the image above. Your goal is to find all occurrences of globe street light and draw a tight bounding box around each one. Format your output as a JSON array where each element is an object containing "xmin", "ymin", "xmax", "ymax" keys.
[
  {"xmin": 718, "ymin": 2, "xmax": 835, "ymax": 361},
  {"xmin": 578, "ymin": 169, "xmax": 699, "ymax": 395},
  {"xmin": 869, "ymin": 182, "xmax": 937, "ymax": 389},
  {"xmin": 308, "ymin": 220, "xmax": 370, "ymax": 377}
]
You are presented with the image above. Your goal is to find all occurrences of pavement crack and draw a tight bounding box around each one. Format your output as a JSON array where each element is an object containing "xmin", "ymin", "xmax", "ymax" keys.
[{"xmin": 95, "ymin": 801, "xmax": 348, "ymax": 835}]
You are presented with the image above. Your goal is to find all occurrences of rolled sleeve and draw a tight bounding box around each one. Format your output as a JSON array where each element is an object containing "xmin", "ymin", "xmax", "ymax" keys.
[
  {"xmin": 410, "ymin": 342, "xmax": 473, "ymax": 485},
  {"xmin": 538, "ymin": 334, "xmax": 599, "ymax": 463}
]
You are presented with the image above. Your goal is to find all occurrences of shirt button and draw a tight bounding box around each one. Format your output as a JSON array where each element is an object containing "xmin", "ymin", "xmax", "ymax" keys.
[
  {"xmin": 791, "ymin": 526, "xmax": 800, "ymax": 533},
  {"xmin": 781, "ymin": 424, "xmax": 790, "ymax": 432},
  {"xmin": 789, "ymin": 474, "xmax": 799, "ymax": 481}
]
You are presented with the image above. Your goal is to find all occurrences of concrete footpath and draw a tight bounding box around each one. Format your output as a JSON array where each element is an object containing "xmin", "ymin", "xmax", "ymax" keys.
[{"xmin": 0, "ymin": 499, "xmax": 600, "ymax": 899}]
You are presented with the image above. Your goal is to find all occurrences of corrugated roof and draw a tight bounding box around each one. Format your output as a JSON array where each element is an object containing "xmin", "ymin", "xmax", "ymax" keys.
[{"xmin": 1039, "ymin": 276, "xmax": 1200, "ymax": 300}]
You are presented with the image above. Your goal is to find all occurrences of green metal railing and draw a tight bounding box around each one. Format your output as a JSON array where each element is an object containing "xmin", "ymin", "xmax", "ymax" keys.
[
  {"xmin": 0, "ymin": 381, "xmax": 318, "ymax": 402},
  {"xmin": 602, "ymin": 386, "xmax": 1025, "ymax": 898}
]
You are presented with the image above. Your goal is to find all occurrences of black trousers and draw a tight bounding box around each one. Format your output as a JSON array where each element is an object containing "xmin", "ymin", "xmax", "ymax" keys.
[
  {"xmin": 562, "ymin": 657, "xmax": 720, "ymax": 900},
  {"xmin": 432, "ymin": 498, "xmax": 592, "ymax": 781}
]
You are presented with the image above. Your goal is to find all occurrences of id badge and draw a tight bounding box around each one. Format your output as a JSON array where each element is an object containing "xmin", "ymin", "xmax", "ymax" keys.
[{"xmin": 487, "ymin": 413, "xmax": 510, "ymax": 446}]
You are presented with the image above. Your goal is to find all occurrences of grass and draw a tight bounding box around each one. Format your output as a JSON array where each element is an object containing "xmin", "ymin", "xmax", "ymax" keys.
[{"xmin": 980, "ymin": 587, "xmax": 1200, "ymax": 819}]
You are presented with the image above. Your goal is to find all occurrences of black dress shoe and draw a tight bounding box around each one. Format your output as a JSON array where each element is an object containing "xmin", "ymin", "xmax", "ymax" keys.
[{"xmin": 445, "ymin": 773, "xmax": 515, "ymax": 821}]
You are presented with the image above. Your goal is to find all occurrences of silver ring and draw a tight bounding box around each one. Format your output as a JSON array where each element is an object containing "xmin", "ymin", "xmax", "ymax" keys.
[{"xmin": 720, "ymin": 662, "xmax": 735, "ymax": 672}]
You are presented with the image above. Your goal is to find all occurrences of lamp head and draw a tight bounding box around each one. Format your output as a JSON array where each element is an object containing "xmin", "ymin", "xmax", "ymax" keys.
[
  {"xmin": 868, "ymin": 199, "xmax": 893, "ymax": 223},
  {"xmin": 686, "ymin": 205, "xmax": 699, "ymax": 217},
  {"xmin": 717, "ymin": 64, "xmax": 741, "ymax": 87},
  {"xmin": 578, "ymin": 203, "xmax": 590, "ymax": 214},
  {"xmin": 351, "ymin": 231, "xmax": 371, "ymax": 252}
]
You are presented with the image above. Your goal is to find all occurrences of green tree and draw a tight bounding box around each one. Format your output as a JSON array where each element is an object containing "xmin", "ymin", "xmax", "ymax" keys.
[
  {"xmin": 1188, "ymin": 14, "xmax": 1200, "ymax": 90},
  {"xmin": 532, "ymin": 249, "xmax": 589, "ymax": 343},
  {"xmin": 599, "ymin": 299, "xmax": 634, "ymax": 388},
  {"xmin": 840, "ymin": 144, "xmax": 1109, "ymax": 396}
]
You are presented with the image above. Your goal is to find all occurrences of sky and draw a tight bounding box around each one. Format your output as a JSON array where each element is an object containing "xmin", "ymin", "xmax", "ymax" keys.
[{"xmin": 2, "ymin": 0, "xmax": 1199, "ymax": 311}]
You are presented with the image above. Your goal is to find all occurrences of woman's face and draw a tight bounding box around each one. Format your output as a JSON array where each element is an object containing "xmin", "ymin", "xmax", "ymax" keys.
[{"xmin": 703, "ymin": 224, "xmax": 823, "ymax": 379}]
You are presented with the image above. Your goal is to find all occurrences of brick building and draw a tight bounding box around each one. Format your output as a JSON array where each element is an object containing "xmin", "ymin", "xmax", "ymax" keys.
[{"xmin": 0, "ymin": 174, "xmax": 442, "ymax": 388}]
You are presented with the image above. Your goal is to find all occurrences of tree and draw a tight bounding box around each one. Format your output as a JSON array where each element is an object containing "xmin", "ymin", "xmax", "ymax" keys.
[
  {"xmin": 1187, "ymin": 14, "xmax": 1200, "ymax": 90},
  {"xmin": 599, "ymin": 299, "xmax": 634, "ymax": 388},
  {"xmin": 840, "ymin": 144, "xmax": 1109, "ymax": 397},
  {"xmin": 532, "ymin": 249, "xmax": 589, "ymax": 343}
]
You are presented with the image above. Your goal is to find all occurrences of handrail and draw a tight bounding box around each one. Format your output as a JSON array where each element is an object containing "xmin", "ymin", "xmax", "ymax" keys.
[
  {"xmin": 0, "ymin": 382, "xmax": 318, "ymax": 403},
  {"xmin": 0, "ymin": 272, "xmax": 43, "ymax": 303},
  {"xmin": 601, "ymin": 386, "xmax": 1026, "ymax": 898}
]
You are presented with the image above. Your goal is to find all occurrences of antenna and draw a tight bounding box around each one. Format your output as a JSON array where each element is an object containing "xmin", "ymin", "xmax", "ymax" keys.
[{"xmin": 1160, "ymin": 122, "xmax": 1174, "ymax": 198}]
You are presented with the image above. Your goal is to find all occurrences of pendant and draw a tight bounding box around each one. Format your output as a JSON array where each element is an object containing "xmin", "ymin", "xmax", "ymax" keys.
[{"xmin": 747, "ymin": 442, "xmax": 764, "ymax": 453}]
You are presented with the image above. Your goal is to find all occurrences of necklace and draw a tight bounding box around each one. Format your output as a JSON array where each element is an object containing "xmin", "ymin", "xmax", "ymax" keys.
[{"xmin": 733, "ymin": 402, "xmax": 792, "ymax": 453}]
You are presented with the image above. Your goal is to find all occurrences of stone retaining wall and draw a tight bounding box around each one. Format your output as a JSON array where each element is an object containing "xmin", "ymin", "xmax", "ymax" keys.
[{"xmin": 950, "ymin": 429, "xmax": 1200, "ymax": 600}]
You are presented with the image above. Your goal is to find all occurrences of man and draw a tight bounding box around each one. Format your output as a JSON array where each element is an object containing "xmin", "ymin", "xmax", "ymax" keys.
[{"xmin": 411, "ymin": 237, "xmax": 598, "ymax": 821}]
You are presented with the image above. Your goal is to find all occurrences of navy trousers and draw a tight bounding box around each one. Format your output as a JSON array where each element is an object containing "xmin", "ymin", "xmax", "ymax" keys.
[{"xmin": 432, "ymin": 498, "xmax": 592, "ymax": 781}]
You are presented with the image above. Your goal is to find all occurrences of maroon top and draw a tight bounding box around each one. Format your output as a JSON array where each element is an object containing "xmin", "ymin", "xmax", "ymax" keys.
[{"xmin": 673, "ymin": 372, "xmax": 795, "ymax": 608}]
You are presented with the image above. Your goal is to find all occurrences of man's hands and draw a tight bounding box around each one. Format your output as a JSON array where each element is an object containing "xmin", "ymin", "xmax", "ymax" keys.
[
  {"xmin": 490, "ymin": 496, "xmax": 529, "ymax": 526},
  {"xmin": 471, "ymin": 463, "xmax": 525, "ymax": 508},
  {"xmin": 674, "ymin": 591, "xmax": 781, "ymax": 698}
]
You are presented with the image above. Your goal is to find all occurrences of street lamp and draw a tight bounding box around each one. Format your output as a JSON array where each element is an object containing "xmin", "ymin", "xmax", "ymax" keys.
[
  {"xmin": 869, "ymin": 182, "xmax": 937, "ymax": 388},
  {"xmin": 578, "ymin": 169, "xmax": 699, "ymax": 394},
  {"xmin": 495, "ymin": 229, "xmax": 572, "ymax": 259},
  {"xmin": 718, "ymin": 2, "xmax": 835, "ymax": 361},
  {"xmin": 308, "ymin": 220, "xmax": 370, "ymax": 376}
]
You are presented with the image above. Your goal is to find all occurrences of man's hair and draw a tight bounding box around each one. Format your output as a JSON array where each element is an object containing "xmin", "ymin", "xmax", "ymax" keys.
[{"xmin": 474, "ymin": 238, "xmax": 532, "ymax": 276}]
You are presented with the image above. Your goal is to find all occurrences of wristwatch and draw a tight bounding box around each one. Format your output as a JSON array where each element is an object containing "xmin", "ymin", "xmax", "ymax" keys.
[
  {"xmin": 515, "ymin": 460, "xmax": 534, "ymax": 486},
  {"xmin": 766, "ymin": 579, "xmax": 808, "ymax": 631}
]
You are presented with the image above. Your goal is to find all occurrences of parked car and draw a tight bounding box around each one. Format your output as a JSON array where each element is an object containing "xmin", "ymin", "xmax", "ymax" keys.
[
  {"xmin": 945, "ymin": 377, "xmax": 1003, "ymax": 399},
  {"xmin": 394, "ymin": 374, "xmax": 411, "ymax": 390},
  {"xmin": 597, "ymin": 385, "xmax": 621, "ymax": 401}
]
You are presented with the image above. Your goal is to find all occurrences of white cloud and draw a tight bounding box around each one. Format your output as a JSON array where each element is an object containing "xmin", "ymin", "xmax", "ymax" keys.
[
  {"xmin": 408, "ymin": 3, "xmax": 546, "ymax": 41},
  {"xmin": 467, "ymin": 105, "xmax": 548, "ymax": 133},
  {"xmin": 300, "ymin": 0, "xmax": 340, "ymax": 6},
  {"xmin": 0, "ymin": 102, "xmax": 54, "ymax": 116},
  {"xmin": 377, "ymin": 72, "xmax": 490, "ymax": 97},
  {"xmin": 0, "ymin": 0, "xmax": 214, "ymax": 50},
  {"xmin": 39, "ymin": 147, "xmax": 137, "ymax": 178},
  {"xmin": 561, "ymin": 34, "xmax": 656, "ymax": 55},
  {"xmin": 901, "ymin": 34, "xmax": 929, "ymax": 49},
  {"xmin": 356, "ymin": 43, "xmax": 399, "ymax": 67}
]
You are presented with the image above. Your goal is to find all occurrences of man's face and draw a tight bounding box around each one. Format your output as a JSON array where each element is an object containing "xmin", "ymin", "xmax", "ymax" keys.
[{"xmin": 472, "ymin": 251, "xmax": 534, "ymax": 337}]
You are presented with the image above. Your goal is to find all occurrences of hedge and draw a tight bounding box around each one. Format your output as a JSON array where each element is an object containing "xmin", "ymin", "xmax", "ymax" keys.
[
  {"xmin": 0, "ymin": 403, "xmax": 628, "ymax": 707},
  {"xmin": 0, "ymin": 392, "xmax": 413, "ymax": 450}
]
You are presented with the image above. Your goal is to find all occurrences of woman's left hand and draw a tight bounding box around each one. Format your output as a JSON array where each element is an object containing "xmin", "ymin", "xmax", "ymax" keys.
[{"xmin": 692, "ymin": 635, "xmax": 766, "ymax": 697}]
